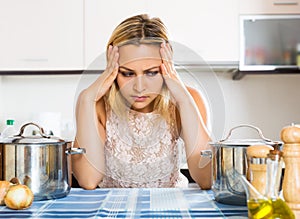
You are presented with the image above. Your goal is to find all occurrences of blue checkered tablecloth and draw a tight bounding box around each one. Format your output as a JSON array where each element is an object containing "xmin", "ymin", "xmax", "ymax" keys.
[{"xmin": 0, "ymin": 187, "xmax": 248, "ymax": 218}]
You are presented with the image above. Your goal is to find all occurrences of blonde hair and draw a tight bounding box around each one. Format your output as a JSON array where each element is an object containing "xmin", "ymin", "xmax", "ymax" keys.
[{"xmin": 106, "ymin": 14, "xmax": 174, "ymax": 122}]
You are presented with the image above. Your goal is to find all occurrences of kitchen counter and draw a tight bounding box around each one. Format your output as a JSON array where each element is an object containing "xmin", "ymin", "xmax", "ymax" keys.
[{"xmin": 0, "ymin": 185, "xmax": 248, "ymax": 218}]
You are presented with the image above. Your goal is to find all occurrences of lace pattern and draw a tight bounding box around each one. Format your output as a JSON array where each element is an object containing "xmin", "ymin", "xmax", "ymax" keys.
[{"xmin": 99, "ymin": 103, "xmax": 186, "ymax": 188}]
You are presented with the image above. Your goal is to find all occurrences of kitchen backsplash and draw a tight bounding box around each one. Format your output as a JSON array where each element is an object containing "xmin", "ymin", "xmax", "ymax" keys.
[{"xmin": 0, "ymin": 72, "xmax": 300, "ymax": 141}]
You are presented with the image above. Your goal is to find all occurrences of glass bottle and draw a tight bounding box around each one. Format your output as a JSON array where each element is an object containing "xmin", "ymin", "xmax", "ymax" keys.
[
  {"xmin": 1, "ymin": 119, "xmax": 17, "ymax": 142},
  {"xmin": 297, "ymin": 43, "xmax": 300, "ymax": 67},
  {"xmin": 247, "ymin": 149, "xmax": 295, "ymax": 219},
  {"xmin": 265, "ymin": 149, "xmax": 295, "ymax": 218}
]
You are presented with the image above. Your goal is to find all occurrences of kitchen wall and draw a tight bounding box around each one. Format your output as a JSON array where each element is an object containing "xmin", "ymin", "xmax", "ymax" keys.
[
  {"xmin": 1, "ymin": 72, "xmax": 299, "ymax": 141},
  {"xmin": 0, "ymin": 75, "xmax": 80, "ymax": 139},
  {"xmin": 219, "ymin": 73, "xmax": 300, "ymax": 140},
  {"xmin": 1, "ymin": 0, "xmax": 300, "ymax": 142}
]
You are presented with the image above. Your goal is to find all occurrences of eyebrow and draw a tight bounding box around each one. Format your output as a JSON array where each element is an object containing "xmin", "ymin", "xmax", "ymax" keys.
[{"xmin": 119, "ymin": 66, "xmax": 160, "ymax": 72}]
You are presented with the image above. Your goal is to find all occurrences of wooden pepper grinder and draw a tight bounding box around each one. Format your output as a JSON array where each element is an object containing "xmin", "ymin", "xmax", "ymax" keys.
[
  {"xmin": 246, "ymin": 145, "xmax": 273, "ymax": 195},
  {"xmin": 281, "ymin": 124, "xmax": 300, "ymax": 218}
]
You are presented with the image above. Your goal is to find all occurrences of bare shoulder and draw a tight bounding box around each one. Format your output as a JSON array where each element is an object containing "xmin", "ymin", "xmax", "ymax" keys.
[
  {"xmin": 186, "ymin": 86, "xmax": 208, "ymax": 125},
  {"xmin": 96, "ymin": 98, "xmax": 107, "ymax": 128}
]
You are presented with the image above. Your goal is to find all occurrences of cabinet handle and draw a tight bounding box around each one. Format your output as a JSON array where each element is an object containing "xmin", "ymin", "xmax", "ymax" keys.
[{"xmin": 273, "ymin": 1, "xmax": 298, "ymax": 5}]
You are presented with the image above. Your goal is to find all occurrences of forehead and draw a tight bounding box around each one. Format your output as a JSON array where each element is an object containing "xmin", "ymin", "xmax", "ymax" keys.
[{"xmin": 118, "ymin": 44, "xmax": 161, "ymax": 66}]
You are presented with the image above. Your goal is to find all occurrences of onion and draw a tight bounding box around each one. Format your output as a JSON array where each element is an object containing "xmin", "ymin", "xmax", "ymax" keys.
[
  {"xmin": 4, "ymin": 184, "xmax": 34, "ymax": 210},
  {"xmin": 0, "ymin": 181, "xmax": 12, "ymax": 205}
]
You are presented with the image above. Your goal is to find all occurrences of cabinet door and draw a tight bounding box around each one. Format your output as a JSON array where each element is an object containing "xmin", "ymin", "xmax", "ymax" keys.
[
  {"xmin": 84, "ymin": 0, "xmax": 147, "ymax": 70},
  {"xmin": 240, "ymin": 0, "xmax": 300, "ymax": 14},
  {"xmin": 0, "ymin": 0, "xmax": 84, "ymax": 71},
  {"xmin": 144, "ymin": 0, "xmax": 240, "ymax": 63}
]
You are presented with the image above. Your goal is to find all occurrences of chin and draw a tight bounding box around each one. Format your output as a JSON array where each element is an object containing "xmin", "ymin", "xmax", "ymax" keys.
[{"xmin": 131, "ymin": 102, "xmax": 152, "ymax": 112}]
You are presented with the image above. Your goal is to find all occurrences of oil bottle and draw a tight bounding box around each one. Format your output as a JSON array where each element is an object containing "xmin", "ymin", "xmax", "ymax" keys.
[{"xmin": 247, "ymin": 147, "xmax": 295, "ymax": 219}]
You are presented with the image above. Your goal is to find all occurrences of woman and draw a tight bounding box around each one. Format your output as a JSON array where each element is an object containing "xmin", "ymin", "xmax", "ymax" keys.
[{"xmin": 72, "ymin": 14, "xmax": 212, "ymax": 189}]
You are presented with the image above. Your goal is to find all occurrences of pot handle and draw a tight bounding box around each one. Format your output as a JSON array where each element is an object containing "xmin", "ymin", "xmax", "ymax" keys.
[
  {"xmin": 200, "ymin": 150, "xmax": 212, "ymax": 159},
  {"xmin": 220, "ymin": 124, "xmax": 272, "ymax": 143},
  {"xmin": 16, "ymin": 122, "xmax": 51, "ymax": 138},
  {"xmin": 65, "ymin": 147, "xmax": 86, "ymax": 155}
]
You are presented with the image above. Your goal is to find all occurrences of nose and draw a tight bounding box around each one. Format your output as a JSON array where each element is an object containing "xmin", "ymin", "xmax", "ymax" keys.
[{"xmin": 133, "ymin": 75, "xmax": 146, "ymax": 93}]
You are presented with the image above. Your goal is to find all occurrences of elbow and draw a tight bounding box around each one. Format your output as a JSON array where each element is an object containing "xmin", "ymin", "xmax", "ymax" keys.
[
  {"xmin": 73, "ymin": 173, "xmax": 102, "ymax": 190},
  {"xmin": 77, "ymin": 178, "xmax": 100, "ymax": 190},
  {"xmin": 71, "ymin": 154, "xmax": 104, "ymax": 190},
  {"xmin": 79, "ymin": 182, "xmax": 98, "ymax": 190},
  {"xmin": 191, "ymin": 173, "xmax": 212, "ymax": 190},
  {"xmin": 197, "ymin": 181, "xmax": 212, "ymax": 190},
  {"xmin": 188, "ymin": 166, "xmax": 212, "ymax": 190}
]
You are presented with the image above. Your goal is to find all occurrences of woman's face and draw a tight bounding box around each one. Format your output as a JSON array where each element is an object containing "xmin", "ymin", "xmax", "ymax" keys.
[{"xmin": 116, "ymin": 44, "xmax": 164, "ymax": 113}]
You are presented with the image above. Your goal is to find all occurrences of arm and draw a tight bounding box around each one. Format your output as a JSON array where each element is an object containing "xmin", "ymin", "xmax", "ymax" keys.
[
  {"xmin": 160, "ymin": 43, "xmax": 212, "ymax": 189},
  {"xmin": 184, "ymin": 87, "xmax": 212, "ymax": 189},
  {"xmin": 72, "ymin": 46, "xmax": 119, "ymax": 190}
]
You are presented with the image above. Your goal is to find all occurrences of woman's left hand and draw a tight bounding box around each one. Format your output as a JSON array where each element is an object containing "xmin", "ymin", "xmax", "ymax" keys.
[{"xmin": 160, "ymin": 42, "xmax": 189, "ymax": 104}]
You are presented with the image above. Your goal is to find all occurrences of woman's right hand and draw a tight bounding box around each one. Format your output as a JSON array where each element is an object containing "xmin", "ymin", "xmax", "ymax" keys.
[
  {"xmin": 84, "ymin": 45, "xmax": 119, "ymax": 102},
  {"xmin": 73, "ymin": 46, "xmax": 119, "ymax": 189}
]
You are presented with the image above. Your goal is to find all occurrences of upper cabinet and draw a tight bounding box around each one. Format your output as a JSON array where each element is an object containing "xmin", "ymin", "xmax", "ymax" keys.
[
  {"xmin": 0, "ymin": 0, "xmax": 84, "ymax": 70},
  {"xmin": 240, "ymin": 0, "xmax": 300, "ymax": 14},
  {"xmin": 1, "ymin": 0, "xmax": 299, "ymax": 71},
  {"xmin": 84, "ymin": 0, "xmax": 147, "ymax": 70},
  {"xmin": 144, "ymin": 0, "xmax": 240, "ymax": 64},
  {"xmin": 84, "ymin": 0, "xmax": 240, "ymax": 69}
]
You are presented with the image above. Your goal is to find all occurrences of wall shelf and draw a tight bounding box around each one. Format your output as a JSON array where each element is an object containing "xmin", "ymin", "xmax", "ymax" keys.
[{"xmin": 233, "ymin": 68, "xmax": 300, "ymax": 80}]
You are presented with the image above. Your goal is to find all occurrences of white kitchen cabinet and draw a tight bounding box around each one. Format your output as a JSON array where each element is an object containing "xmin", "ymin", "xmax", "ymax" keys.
[
  {"xmin": 240, "ymin": 0, "xmax": 300, "ymax": 14},
  {"xmin": 144, "ymin": 0, "xmax": 240, "ymax": 63},
  {"xmin": 0, "ymin": 0, "xmax": 84, "ymax": 71},
  {"xmin": 84, "ymin": 0, "xmax": 147, "ymax": 69},
  {"xmin": 84, "ymin": 0, "xmax": 240, "ymax": 68}
]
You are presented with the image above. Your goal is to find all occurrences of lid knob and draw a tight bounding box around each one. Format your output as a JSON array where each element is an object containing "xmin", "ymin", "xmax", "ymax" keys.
[{"xmin": 280, "ymin": 123, "xmax": 300, "ymax": 144}]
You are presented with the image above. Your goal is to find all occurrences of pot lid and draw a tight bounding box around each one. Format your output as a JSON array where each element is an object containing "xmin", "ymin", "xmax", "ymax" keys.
[
  {"xmin": 6, "ymin": 122, "xmax": 65, "ymax": 144},
  {"xmin": 10, "ymin": 135, "xmax": 65, "ymax": 144},
  {"xmin": 210, "ymin": 139, "xmax": 281, "ymax": 148},
  {"xmin": 210, "ymin": 124, "xmax": 282, "ymax": 148}
]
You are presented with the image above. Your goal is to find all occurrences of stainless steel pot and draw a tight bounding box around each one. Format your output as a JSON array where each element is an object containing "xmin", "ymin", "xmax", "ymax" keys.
[
  {"xmin": 0, "ymin": 122, "xmax": 85, "ymax": 201},
  {"xmin": 206, "ymin": 124, "xmax": 280, "ymax": 206}
]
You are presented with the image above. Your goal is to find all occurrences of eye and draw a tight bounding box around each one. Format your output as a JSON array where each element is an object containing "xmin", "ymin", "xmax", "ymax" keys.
[
  {"xmin": 119, "ymin": 71, "xmax": 135, "ymax": 77},
  {"xmin": 145, "ymin": 70, "xmax": 160, "ymax": 77}
]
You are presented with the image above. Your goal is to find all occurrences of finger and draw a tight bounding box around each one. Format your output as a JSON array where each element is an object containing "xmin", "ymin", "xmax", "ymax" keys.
[
  {"xmin": 160, "ymin": 47, "xmax": 173, "ymax": 74},
  {"xmin": 160, "ymin": 45, "xmax": 169, "ymax": 64},
  {"xmin": 112, "ymin": 63, "xmax": 119, "ymax": 78},
  {"xmin": 161, "ymin": 63, "xmax": 170, "ymax": 78},
  {"xmin": 96, "ymin": 62, "xmax": 119, "ymax": 101},
  {"xmin": 105, "ymin": 63, "xmax": 119, "ymax": 85},
  {"xmin": 165, "ymin": 43, "xmax": 173, "ymax": 59},
  {"xmin": 106, "ymin": 45, "xmax": 113, "ymax": 65},
  {"xmin": 107, "ymin": 46, "xmax": 119, "ymax": 74},
  {"xmin": 161, "ymin": 42, "xmax": 172, "ymax": 62},
  {"xmin": 111, "ymin": 47, "xmax": 119, "ymax": 69},
  {"xmin": 107, "ymin": 45, "xmax": 113, "ymax": 56},
  {"xmin": 107, "ymin": 46, "xmax": 118, "ymax": 71},
  {"xmin": 109, "ymin": 51, "xmax": 119, "ymax": 80}
]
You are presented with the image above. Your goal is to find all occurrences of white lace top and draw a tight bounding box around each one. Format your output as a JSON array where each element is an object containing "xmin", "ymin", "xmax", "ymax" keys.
[{"xmin": 99, "ymin": 103, "xmax": 188, "ymax": 188}]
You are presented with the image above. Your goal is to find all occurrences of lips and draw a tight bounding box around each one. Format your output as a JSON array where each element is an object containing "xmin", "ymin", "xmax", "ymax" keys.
[{"xmin": 132, "ymin": 96, "xmax": 148, "ymax": 102}]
